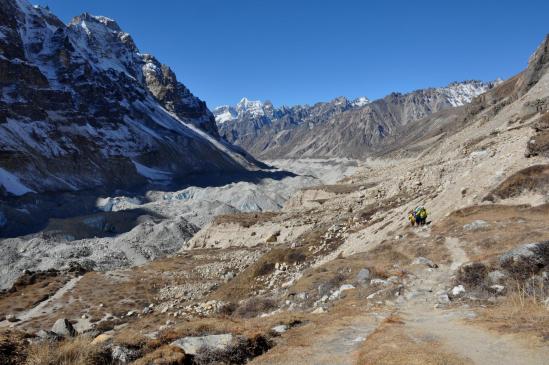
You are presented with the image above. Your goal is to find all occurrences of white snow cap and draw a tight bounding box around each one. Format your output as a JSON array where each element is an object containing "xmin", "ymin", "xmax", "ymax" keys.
[{"xmin": 352, "ymin": 96, "xmax": 370, "ymax": 107}]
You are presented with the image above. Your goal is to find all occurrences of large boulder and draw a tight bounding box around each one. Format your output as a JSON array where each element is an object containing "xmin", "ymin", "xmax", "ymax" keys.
[
  {"xmin": 170, "ymin": 334, "xmax": 234, "ymax": 355},
  {"xmin": 499, "ymin": 241, "xmax": 549, "ymax": 279},
  {"xmin": 51, "ymin": 318, "xmax": 77, "ymax": 337}
]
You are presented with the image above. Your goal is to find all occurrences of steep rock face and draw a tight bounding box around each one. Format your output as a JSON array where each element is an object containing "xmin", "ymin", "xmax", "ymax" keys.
[
  {"xmin": 215, "ymin": 81, "xmax": 494, "ymax": 159},
  {"xmin": 0, "ymin": 0, "xmax": 256, "ymax": 196}
]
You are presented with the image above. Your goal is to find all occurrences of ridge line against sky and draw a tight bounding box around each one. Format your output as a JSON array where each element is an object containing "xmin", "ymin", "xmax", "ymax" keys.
[{"xmin": 34, "ymin": 0, "xmax": 549, "ymax": 108}]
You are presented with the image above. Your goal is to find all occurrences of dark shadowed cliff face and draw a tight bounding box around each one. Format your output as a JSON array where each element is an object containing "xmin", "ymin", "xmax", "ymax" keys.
[
  {"xmin": 0, "ymin": 0, "xmax": 256, "ymax": 196},
  {"xmin": 215, "ymin": 81, "xmax": 496, "ymax": 159}
]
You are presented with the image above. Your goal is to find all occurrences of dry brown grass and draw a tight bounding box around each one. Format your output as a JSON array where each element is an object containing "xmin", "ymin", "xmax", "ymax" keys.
[
  {"xmin": 356, "ymin": 318, "xmax": 472, "ymax": 365},
  {"xmin": 212, "ymin": 212, "xmax": 280, "ymax": 228},
  {"xmin": 477, "ymin": 284, "xmax": 549, "ymax": 340},
  {"xmin": 485, "ymin": 165, "xmax": 549, "ymax": 200},
  {"xmin": 25, "ymin": 337, "xmax": 111, "ymax": 365},
  {"xmin": 0, "ymin": 330, "xmax": 28, "ymax": 365},
  {"xmin": 433, "ymin": 204, "xmax": 549, "ymax": 261},
  {"xmin": 132, "ymin": 345, "xmax": 185, "ymax": 365},
  {"xmin": 0, "ymin": 271, "xmax": 70, "ymax": 318}
]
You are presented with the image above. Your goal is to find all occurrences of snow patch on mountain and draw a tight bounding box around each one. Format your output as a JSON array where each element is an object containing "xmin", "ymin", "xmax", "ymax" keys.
[
  {"xmin": 0, "ymin": 167, "xmax": 35, "ymax": 196},
  {"xmin": 132, "ymin": 161, "xmax": 172, "ymax": 184},
  {"xmin": 213, "ymin": 105, "xmax": 238, "ymax": 123},
  {"xmin": 438, "ymin": 81, "xmax": 492, "ymax": 107}
]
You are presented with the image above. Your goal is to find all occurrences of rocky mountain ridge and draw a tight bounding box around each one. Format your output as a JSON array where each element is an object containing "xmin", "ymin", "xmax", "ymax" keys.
[
  {"xmin": 215, "ymin": 80, "xmax": 495, "ymax": 159},
  {"xmin": 0, "ymin": 0, "xmax": 259, "ymax": 197}
]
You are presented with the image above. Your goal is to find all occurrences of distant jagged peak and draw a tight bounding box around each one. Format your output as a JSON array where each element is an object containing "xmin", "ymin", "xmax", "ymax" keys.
[
  {"xmin": 70, "ymin": 12, "xmax": 121, "ymax": 32},
  {"xmin": 435, "ymin": 80, "xmax": 494, "ymax": 107},
  {"xmin": 236, "ymin": 97, "xmax": 265, "ymax": 116}
]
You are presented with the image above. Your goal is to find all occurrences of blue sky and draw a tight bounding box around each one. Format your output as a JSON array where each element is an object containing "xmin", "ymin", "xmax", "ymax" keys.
[{"xmin": 34, "ymin": 0, "xmax": 549, "ymax": 108}]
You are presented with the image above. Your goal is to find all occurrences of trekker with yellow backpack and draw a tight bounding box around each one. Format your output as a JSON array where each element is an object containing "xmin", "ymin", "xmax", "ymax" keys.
[
  {"xmin": 408, "ymin": 210, "xmax": 416, "ymax": 226},
  {"xmin": 414, "ymin": 206, "xmax": 428, "ymax": 225}
]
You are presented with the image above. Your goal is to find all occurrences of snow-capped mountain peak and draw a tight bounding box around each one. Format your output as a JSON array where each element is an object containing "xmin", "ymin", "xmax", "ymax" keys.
[
  {"xmin": 213, "ymin": 105, "xmax": 238, "ymax": 124},
  {"xmin": 236, "ymin": 97, "xmax": 265, "ymax": 117},
  {"xmin": 352, "ymin": 96, "xmax": 370, "ymax": 107}
]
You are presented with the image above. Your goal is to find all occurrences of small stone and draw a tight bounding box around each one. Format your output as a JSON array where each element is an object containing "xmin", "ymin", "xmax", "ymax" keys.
[
  {"xmin": 312, "ymin": 307, "xmax": 326, "ymax": 314},
  {"xmin": 451, "ymin": 285, "xmax": 465, "ymax": 297},
  {"xmin": 271, "ymin": 324, "xmax": 289, "ymax": 334},
  {"xmin": 339, "ymin": 284, "xmax": 355, "ymax": 291},
  {"xmin": 412, "ymin": 257, "xmax": 437, "ymax": 268},
  {"xmin": 490, "ymin": 285, "xmax": 505, "ymax": 294},
  {"xmin": 126, "ymin": 311, "xmax": 136, "ymax": 317},
  {"xmin": 437, "ymin": 292, "xmax": 450, "ymax": 305},
  {"xmin": 6, "ymin": 314, "xmax": 18, "ymax": 323},
  {"xmin": 370, "ymin": 278, "xmax": 389, "ymax": 286}
]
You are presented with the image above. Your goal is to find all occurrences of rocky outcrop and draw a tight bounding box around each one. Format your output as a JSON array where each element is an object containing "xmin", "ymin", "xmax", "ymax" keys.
[
  {"xmin": 0, "ymin": 0, "xmax": 259, "ymax": 196},
  {"xmin": 499, "ymin": 241, "xmax": 549, "ymax": 279}
]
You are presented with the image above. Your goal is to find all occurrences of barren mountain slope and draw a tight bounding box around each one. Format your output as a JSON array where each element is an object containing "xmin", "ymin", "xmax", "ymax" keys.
[{"xmin": 0, "ymin": 0, "xmax": 260, "ymax": 197}]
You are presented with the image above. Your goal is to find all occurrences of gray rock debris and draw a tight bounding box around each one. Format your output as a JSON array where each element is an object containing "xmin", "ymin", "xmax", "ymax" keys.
[
  {"xmin": 36, "ymin": 330, "xmax": 62, "ymax": 342},
  {"xmin": 412, "ymin": 257, "xmax": 437, "ymax": 268},
  {"xmin": 487, "ymin": 270, "xmax": 506, "ymax": 284},
  {"xmin": 170, "ymin": 334, "xmax": 234, "ymax": 355},
  {"xmin": 463, "ymin": 220, "xmax": 490, "ymax": 231},
  {"xmin": 112, "ymin": 345, "xmax": 140, "ymax": 364}
]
